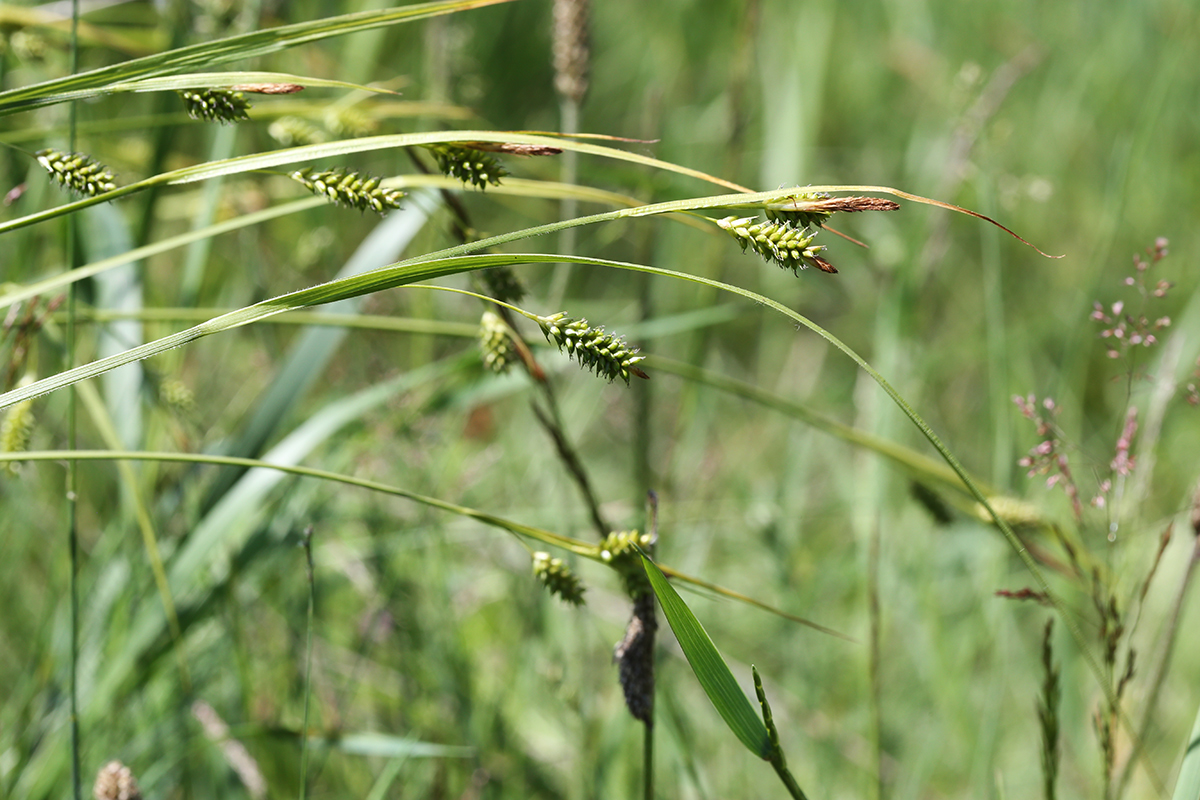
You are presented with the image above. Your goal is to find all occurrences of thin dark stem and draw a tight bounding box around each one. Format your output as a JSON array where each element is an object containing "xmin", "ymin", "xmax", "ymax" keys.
[
  {"xmin": 530, "ymin": 394, "xmax": 609, "ymax": 538},
  {"xmin": 408, "ymin": 144, "xmax": 610, "ymax": 537},
  {"xmin": 643, "ymin": 719, "xmax": 654, "ymax": 800},
  {"xmin": 770, "ymin": 756, "xmax": 810, "ymax": 800}
]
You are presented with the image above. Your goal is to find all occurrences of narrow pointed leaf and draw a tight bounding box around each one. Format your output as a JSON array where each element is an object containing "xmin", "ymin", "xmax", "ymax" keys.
[
  {"xmin": 1173, "ymin": 701, "xmax": 1200, "ymax": 800},
  {"xmin": 0, "ymin": 0, "xmax": 517, "ymax": 115},
  {"xmin": 640, "ymin": 553, "xmax": 771, "ymax": 758}
]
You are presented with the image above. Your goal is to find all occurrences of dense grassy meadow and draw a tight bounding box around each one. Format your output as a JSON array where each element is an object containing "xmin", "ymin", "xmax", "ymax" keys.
[{"xmin": 2, "ymin": 1, "xmax": 1198, "ymax": 798}]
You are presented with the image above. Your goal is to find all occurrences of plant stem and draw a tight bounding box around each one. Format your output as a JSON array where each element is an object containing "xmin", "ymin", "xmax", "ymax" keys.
[
  {"xmin": 300, "ymin": 526, "xmax": 316, "ymax": 800},
  {"xmin": 869, "ymin": 517, "xmax": 884, "ymax": 800},
  {"xmin": 643, "ymin": 719, "xmax": 654, "ymax": 800},
  {"xmin": 1115, "ymin": 532, "xmax": 1200, "ymax": 799},
  {"xmin": 67, "ymin": 3, "xmax": 82, "ymax": 798},
  {"xmin": 531, "ymin": 393, "xmax": 610, "ymax": 538}
]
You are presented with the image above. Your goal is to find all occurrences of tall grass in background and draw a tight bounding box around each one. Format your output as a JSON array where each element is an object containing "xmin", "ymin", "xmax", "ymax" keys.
[{"xmin": 1, "ymin": 1, "xmax": 1199, "ymax": 799}]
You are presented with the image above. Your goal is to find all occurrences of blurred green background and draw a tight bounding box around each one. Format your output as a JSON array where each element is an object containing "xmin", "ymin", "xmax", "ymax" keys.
[{"xmin": 2, "ymin": 0, "xmax": 1198, "ymax": 798}]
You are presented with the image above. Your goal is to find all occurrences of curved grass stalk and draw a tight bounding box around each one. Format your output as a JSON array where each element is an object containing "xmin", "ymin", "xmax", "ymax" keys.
[
  {"xmin": 0, "ymin": 100, "xmax": 474, "ymax": 144},
  {"xmin": 0, "ymin": 0, "xmax": 518, "ymax": 116},
  {"xmin": 0, "ymin": 175, "xmax": 693, "ymax": 315},
  {"xmin": 0, "ymin": 129, "xmax": 746, "ymax": 236},
  {"xmin": 0, "ymin": 247, "xmax": 1107, "ymax": 706},
  {"xmin": 0, "ymin": 162, "xmax": 1103, "ymax": 694},
  {"xmin": 0, "ymin": 450, "xmax": 840, "ymax": 636},
  {"xmin": 1, "ymin": 71, "xmax": 387, "ymax": 110}
]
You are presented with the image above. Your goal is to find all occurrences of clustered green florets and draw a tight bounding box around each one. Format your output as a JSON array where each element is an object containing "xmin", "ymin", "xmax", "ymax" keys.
[
  {"xmin": 478, "ymin": 311, "xmax": 517, "ymax": 374},
  {"xmin": 481, "ymin": 265, "xmax": 526, "ymax": 304},
  {"xmin": 0, "ymin": 386, "xmax": 34, "ymax": 477},
  {"xmin": 717, "ymin": 215, "xmax": 834, "ymax": 275},
  {"xmin": 290, "ymin": 168, "xmax": 405, "ymax": 214},
  {"xmin": 179, "ymin": 88, "xmax": 251, "ymax": 123},
  {"xmin": 763, "ymin": 191, "xmax": 834, "ymax": 229},
  {"xmin": 599, "ymin": 530, "xmax": 655, "ymax": 597},
  {"xmin": 533, "ymin": 551, "xmax": 586, "ymax": 605},
  {"xmin": 423, "ymin": 144, "xmax": 507, "ymax": 190},
  {"xmin": 269, "ymin": 116, "xmax": 327, "ymax": 147},
  {"xmin": 35, "ymin": 149, "xmax": 117, "ymax": 196},
  {"xmin": 537, "ymin": 312, "xmax": 648, "ymax": 384}
]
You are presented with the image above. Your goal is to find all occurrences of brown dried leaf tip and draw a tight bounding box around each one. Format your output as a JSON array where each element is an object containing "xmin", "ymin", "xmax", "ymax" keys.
[
  {"xmin": 463, "ymin": 142, "xmax": 563, "ymax": 157},
  {"xmin": 229, "ymin": 83, "xmax": 304, "ymax": 94},
  {"xmin": 765, "ymin": 192, "xmax": 901, "ymax": 229}
]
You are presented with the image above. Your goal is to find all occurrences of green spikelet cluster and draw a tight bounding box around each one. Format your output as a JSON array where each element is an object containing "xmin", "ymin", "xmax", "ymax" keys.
[
  {"xmin": 764, "ymin": 191, "xmax": 834, "ymax": 228},
  {"xmin": 537, "ymin": 312, "xmax": 648, "ymax": 384},
  {"xmin": 479, "ymin": 311, "xmax": 517, "ymax": 374},
  {"xmin": 423, "ymin": 144, "xmax": 507, "ymax": 190},
  {"xmin": 290, "ymin": 168, "xmax": 404, "ymax": 215},
  {"xmin": 179, "ymin": 88, "xmax": 251, "ymax": 123},
  {"xmin": 717, "ymin": 216, "xmax": 834, "ymax": 275},
  {"xmin": 481, "ymin": 265, "xmax": 526, "ymax": 304},
  {"xmin": 533, "ymin": 551, "xmax": 586, "ymax": 605},
  {"xmin": 599, "ymin": 530, "xmax": 655, "ymax": 597},
  {"xmin": 35, "ymin": 149, "xmax": 116, "ymax": 196},
  {"xmin": 1, "ymin": 380, "xmax": 35, "ymax": 477},
  {"xmin": 324, "ymin": 107, "xmax": 376, "ymax": 138},
  {"xmin": 159, "ymin": 378, "xmax": 196, "ymax": 416},
  {"xmin": 268, "ymin": 117, "xmax": 327, "ymax": 147}
]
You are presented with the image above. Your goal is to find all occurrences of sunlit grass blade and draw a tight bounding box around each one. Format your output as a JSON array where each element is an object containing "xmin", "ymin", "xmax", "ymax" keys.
[
  {"xmin": 311, "ymin": 732, "xmax": 473, "ymax": 758},
  {"xmin": 0, "ymin": 0, "xmax": 517, "ymax": 116},
  {"xmin": 639, "ymin": 551, "xmax": 771, "ymax": 758},
  {"xmin": 11, "ymin": 72, "xmax": 386, "ymax": 108}
]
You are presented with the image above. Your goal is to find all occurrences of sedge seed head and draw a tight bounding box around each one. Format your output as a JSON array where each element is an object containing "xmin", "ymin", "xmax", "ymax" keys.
[
  {"xmin": 290, "ymin": 168, "xmax": 404, "ymax": 215},
  {"xmin": 179, "ymin": 88, "xmax": 251, "ymax": 123},
  {"xmin": 538, "ymin": 313, "xmax": 648, "ymax": 383},
  {"xmin": 718, "ymin": 216, "xmax": 836, "ymax": 275},
  {"xmin": 423, "ymin": 144, "xmax": 507, "ymax": 190},
  {"xmin": 93, "ymin": 760, "xmax": 142, "ymax": 800},
  {"xmin": 533, "ymin": 551, "xmax": 586, "ymax": 605},
  {"xmin": 35, "ymin": 149, "xmax": 116, "ymax": 196},
  {"xmin": 479, "ymin": 311, "xmax": 517, "ymax": 374}
]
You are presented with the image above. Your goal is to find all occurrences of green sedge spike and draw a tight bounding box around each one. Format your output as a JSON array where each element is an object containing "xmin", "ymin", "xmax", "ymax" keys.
[
  {"xmin": 290, "ymin": 168, "xmax": 404, "ymax": 215},
  {"xmin": 718, "ymin": 216, "xmax": 837, "ymax": 275},
  {"xmin": 423, "ymin": 144, "xmax": 507, "ymax": 190},
  {"xmin": 35, "ymin": 149, "xmax": 117, "ymax": 196},
  {"xmin": 179, "ymin": 88, "xmax": 251, "ymax": 123},
  {"xmin": 537, "ymin": 313, "xmax": 648, "ymax": 384}
]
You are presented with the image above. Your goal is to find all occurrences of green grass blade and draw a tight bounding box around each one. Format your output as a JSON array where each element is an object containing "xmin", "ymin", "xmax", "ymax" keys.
[
  {"xmin": 640, "ymin": 553, "xmax": 771, "ymax": 759},
  {"xmin": 1173, "ymin": 701, "xmax": 1200, "ymax": 800},
  {"xmin": 13, "ymin": 71, "xmax": 386, "ymax": 108},
  {"xmin": 0, "ymin": 0, "xmax": 517, "ymax": 116},
  {"xmin": 313, "ymin": 732, "xmax": 473, "ymax": 759}
]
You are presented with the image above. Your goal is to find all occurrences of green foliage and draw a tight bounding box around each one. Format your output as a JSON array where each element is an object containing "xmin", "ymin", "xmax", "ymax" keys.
[{"xmin": 1, "ymin": 1, "xmax": 1197, "ymax": 799}]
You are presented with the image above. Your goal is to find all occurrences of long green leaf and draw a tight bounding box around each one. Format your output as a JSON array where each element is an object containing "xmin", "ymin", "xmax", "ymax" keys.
[
  {"xmin": 1174, "ymin": 702, "xmax": 1200, "ymax": 800},
  {"xmin": 0, "ymin": 130, "xmax": 751, "ymax": 236},
  {"xmin": 640, "ymin": 553, "xmax": 771, "ymax": 758},
  {"xmin": 0, "ymin": 0, "xmax": 517, "ymax": 116},
  {"xmin": 35, "ymin": 71, "xmax": 392, "ymax": 106}
]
